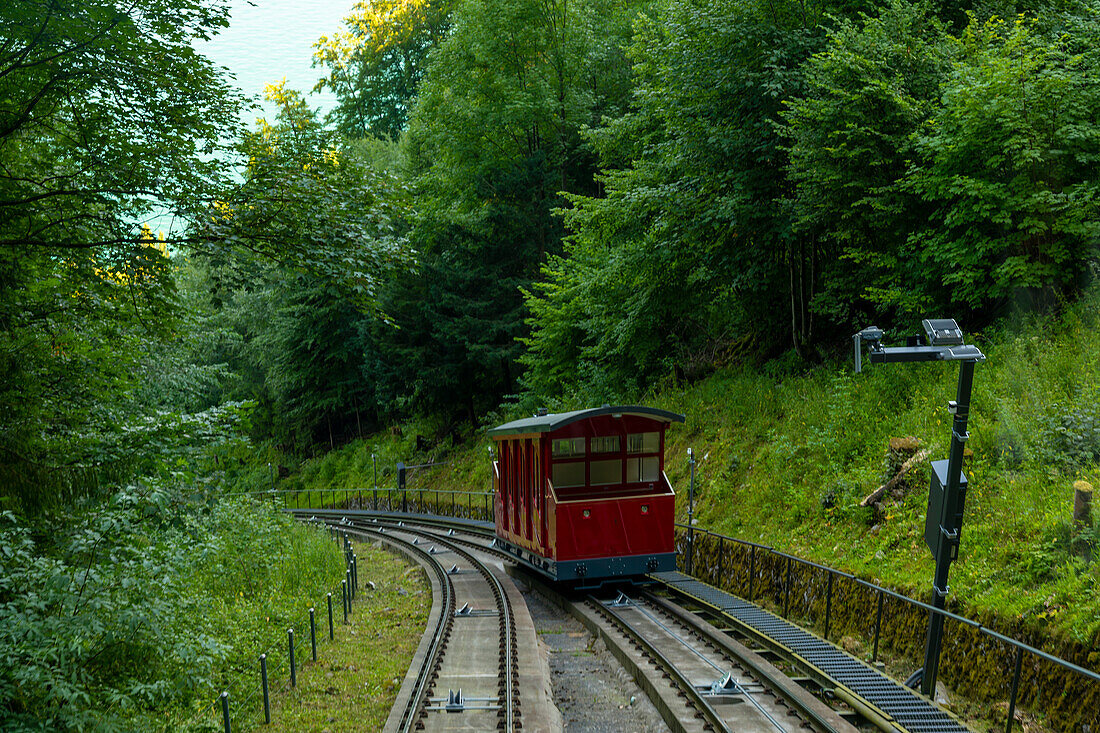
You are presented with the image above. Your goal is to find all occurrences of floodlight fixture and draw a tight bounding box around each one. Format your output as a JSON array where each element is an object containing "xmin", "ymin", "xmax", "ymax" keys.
[
  {"xmin": 922, "ymin": 318, "xmax": 964, "ymax": 346},
  {"xmin": 852, "ymin": 326, "xmax": 884, "ymax": 373}
]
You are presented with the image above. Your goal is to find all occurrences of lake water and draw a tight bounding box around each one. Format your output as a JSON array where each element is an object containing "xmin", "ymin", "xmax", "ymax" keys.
[
  {"xmin": 145, "ymin": 0, "xmax": 354, "ymax": 234},
  {"xmin": 197, "ymin": 0, "xmax": 357, "ymax": 125}
]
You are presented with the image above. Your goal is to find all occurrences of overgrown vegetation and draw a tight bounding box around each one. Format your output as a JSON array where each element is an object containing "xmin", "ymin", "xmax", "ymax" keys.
[
  {"xmin": 287, "ymin": 285, "xmax": 1100, "ymax": 647},
  {"xmin": 4, "ymin": 0, "xmax": 1100, "ymax": 727},
  {"xmin": 263, "ymin": 541, "xmax": 429, "ymax": 732},
  {"xmin": 0, "ymin": 489, "xmax": 344, "ymax": 731}
]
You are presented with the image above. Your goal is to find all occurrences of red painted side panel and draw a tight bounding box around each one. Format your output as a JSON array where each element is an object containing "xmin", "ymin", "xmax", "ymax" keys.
[{"xmin": 552, "ymin": 493, "xmax": 674, "ymax": 562}]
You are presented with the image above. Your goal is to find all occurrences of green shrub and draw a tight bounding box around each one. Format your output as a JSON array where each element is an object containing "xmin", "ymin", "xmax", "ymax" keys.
[
  {"xmin": 1038, "ymin": 398, "xmax": 1100, "ymax": 470},
  {"xmin": 0, "ymin": 485, "xmax": 343, "ymax": 732}
]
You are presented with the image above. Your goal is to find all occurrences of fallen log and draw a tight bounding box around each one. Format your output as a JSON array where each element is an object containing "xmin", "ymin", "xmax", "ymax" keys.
[{"xmin": 861, "ymin": 449, "xmax": 931, "ymax": 507}]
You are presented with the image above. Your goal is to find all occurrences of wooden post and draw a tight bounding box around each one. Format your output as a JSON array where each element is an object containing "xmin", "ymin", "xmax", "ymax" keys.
[{"xmin": 1074, "ymin": 480, "xmax": 1093, "ymax": 560}]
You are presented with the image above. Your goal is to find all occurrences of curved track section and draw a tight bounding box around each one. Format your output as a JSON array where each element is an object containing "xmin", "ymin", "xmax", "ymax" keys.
[
  {"xmin": 330, "ymin": 518, "xmax": 520, "ymax": 732},
  {"xmin": 298, "ymin": 511, "xmax": 882, "ymax": 732}
]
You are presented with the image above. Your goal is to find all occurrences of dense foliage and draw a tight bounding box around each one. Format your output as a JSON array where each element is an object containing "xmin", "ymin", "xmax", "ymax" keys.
[
  {"xmin": 0, "ymin": 488, "xmax": 343, "ymax": 731},
  {"xmin": 297, "ymin": 0, "xmax": 1100, "ymax": 428},
  {"xmin": 4, "ymin": 0, "xmax": 1100, "ymax": 725}
]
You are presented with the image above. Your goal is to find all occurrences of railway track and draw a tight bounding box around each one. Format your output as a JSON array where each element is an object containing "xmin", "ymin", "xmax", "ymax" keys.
[
  {"xmin": 576, "ymin": 589, "xmax": 857, "ymax": 733},
  {"xmin": 327, "ymin": 517, "xmax": 520, "ymax": 732},
  {"xmin": 303, "ymin": 512, "xmax": 869, "ymax": 732}
]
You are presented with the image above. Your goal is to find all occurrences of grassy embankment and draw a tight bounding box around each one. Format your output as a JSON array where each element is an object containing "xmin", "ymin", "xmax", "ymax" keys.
[
  {"xmin": 260, "ymin": 540, "xmax": 429, "ymax": 733},
  {"xmin": 277, "ymin": 289, "xmax": 1100, "ymax": 650}
]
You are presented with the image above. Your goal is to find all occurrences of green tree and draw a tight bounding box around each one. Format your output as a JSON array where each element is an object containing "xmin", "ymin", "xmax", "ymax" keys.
[
  {"xmin": 199, "ymin": 82, "xmax": 409, "ymax": 309},
  {"xmin": 0, "ymin": 0, "xmax": 242, "ymax": 503},
  {"xmin": 783, "ymin": 0, "xmax": 954, "ymax": 324},
  {"xmin": 194, "ymin": 84, "xmax": 410, "ymax": 447},
  {"xmin": 386, "ymin": 0, "xmax": 641, "ymax": 423},
  {"xmin": 522, "ymin": 0, "xmax": 842, "ymax": 397},
  {"xmin": 0, "ymin": 0, "xmax": 242, "ymax": 250},
  {"xmin": 313, "ymin": 0, "xmax": 455, "ymax": 139},
  {"xmin": 906, "ymin": 12, "xmax": 1100, "ymax": 309}
]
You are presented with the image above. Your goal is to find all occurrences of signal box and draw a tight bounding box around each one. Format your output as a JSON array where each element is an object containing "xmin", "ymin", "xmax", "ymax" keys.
[{"xmin": 924, "ymin": 459, "xmax": 968, "ymax": 562}]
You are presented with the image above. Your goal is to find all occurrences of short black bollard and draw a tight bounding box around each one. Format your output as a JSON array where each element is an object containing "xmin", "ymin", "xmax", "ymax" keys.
[
  {"xmin": 346, "ymin": 568, "xmax": 353, "ymax": 604},
  {"xmin": 288, "ymin": 628, "xmax": 296, "ymax": 687},
  {"xmin": 342, "ymin": 579, "xmax": 349, "ymax": 623},
  {"xmin": 327, "ymin": 592, "xmax": 334, "ymax": 640},
  {"xmin": 260, "ymin": 654, "xmax": 271, "ymax": 724},
  {"xmin": 309, "ymin": 607, "xmax": 317, "ymax": 661},
  {"xmin": 352, "ymin": 555, "xmax": 358, "ymax": 593},
  {"xmin": 220, "ymin": 691, "xmax": 231, "ymax": 733}
]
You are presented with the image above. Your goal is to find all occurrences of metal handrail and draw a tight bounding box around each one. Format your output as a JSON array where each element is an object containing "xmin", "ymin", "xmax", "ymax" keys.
[{"xmin": 675, "ymin": 523, "xmax": 1100, "ymax": 704}]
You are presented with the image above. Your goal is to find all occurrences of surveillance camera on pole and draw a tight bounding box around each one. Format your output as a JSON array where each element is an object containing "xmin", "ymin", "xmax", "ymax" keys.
[{"xmin": 853, "ymin": 318, "xmax": 985, "ymax": 699}]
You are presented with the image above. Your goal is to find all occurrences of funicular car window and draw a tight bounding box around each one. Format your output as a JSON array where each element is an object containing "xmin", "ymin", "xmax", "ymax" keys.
[
  {"xmin": 551, "ymin": 437, "xmax": 585, "ymax": 458},
  {"xmin": 551, "ymin": 461, "xmax": 585, "ymax": 488},
  {"xmin": 627, "ymin": 456, "xmax": 660, "ymax": 482},
  {"xmin": 591, "ymin": 436, "xmax": 620, "ymax": 453},
  {"xmin": 590, "ymin": 459, "xmax": 621, "ymax": 486},
  {"xmin": 627, "ymin": 432, "xmax": 659, "ymax": 454}
]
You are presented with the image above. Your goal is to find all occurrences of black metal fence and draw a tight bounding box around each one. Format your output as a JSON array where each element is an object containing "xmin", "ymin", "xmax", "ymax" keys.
[
  {"xmin": 678, "ymin": 525, "xmax": 1100, "ymax": 732},
  {"xmin": 237, "ymin": 485, "xmax": 495, "ymax": 523}
]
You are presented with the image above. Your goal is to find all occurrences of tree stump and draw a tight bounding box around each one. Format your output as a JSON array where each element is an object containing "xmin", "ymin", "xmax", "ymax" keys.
[{"xmin": 1074, "ymin": 480, "xmax": 1093, "ymax": 561}]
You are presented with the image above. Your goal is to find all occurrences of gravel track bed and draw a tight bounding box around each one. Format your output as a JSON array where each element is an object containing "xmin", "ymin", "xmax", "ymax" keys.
[{"xmin": 519, "ymin": 584, "xmax": 669, "ymax": 733}]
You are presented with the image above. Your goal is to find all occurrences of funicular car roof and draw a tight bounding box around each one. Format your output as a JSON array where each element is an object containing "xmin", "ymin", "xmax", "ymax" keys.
[{"xmin": 488, "ymin": 405, "xmax": 685, "ymax": 437}]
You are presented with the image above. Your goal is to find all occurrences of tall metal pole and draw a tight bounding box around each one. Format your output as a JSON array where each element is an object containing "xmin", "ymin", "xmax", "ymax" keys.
[
  {"xmin": 922, "ymin": 359, "xmax": 975, "ymax": 697},
  {"xmin": 687, "ymin": 448, "xmax": 696, "ymax": 576}
]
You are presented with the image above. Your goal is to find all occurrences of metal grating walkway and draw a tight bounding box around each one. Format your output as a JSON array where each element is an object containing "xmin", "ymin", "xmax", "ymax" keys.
[{"xmin": 651, "ymin": 571, "xmax": 970, "ymax": 733}]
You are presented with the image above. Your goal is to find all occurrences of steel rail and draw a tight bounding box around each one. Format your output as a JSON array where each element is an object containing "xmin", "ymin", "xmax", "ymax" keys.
[
  {"xmin": 640, "ymin": 590, "xmax": 849, "ymax": 733},
  {"xmin": 342, "ymin": 518, "xmax": 518, "ymax": 731},
  {"xmin": 334, "ymin": 524, "xmax": 455, "ymax": 733},
  {"xmin": 588, "ymin": 595, "xmax": 733, "ymax": 733},
  {"xmin": 622, "ymin": 594, "xmax": 787, "ymax": 731}
]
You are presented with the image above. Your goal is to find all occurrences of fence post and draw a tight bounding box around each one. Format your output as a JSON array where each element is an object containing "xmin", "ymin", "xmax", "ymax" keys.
[
  {"xmin": 783, "ymin": 557, "xmax": 791, "ymax": 618},
  {"xmin": 288, "ymin": 629, "xmax": 296, "ymax": 687},
  {"xmin": 260, "ymin": 654, "xmax": 271, "ymax": 724},
  {"xmin": 873, "ymin": 590, "xmax": 884, "ymax": 662},
  {"xmin": 327, "ymin": 592, "xmax": 334, "ymax": 640},
  {"xmin": 220, "ymin": 691, "xmax": 231, "ymax": 733},
  {"xmin": 309, "ymin": 608, "xmax": 317, "ymax": 661},
  {"xmin": 352, "ymin": 555, "xmax": 358, "ymax": 594},
  {"xmin": 687, "ymin": 449, "xmax": 696, "ymax": 576},
  {"xmin": 342, "ymin": 580, "xmax": 349, "ymax": 623},
  {"xmin": 824, "ymin": 572, "xmax": 834, "ymax": 640},
  {"xmin": 1006, "ymin": 646, "xmax": 1024, "ymax": 733},
  {"xmin": 747, "ymin": 545, "xmax": 756, "ymax": 601},
  {"xmin": 397, "ymin": 462, "xmax": 407, "ymax": 512}
]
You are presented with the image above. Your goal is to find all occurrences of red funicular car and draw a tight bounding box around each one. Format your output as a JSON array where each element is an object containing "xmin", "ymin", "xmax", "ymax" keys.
[{"xmin": 488, "ymin": 405, "xmax": 684, "ymax": 584}]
